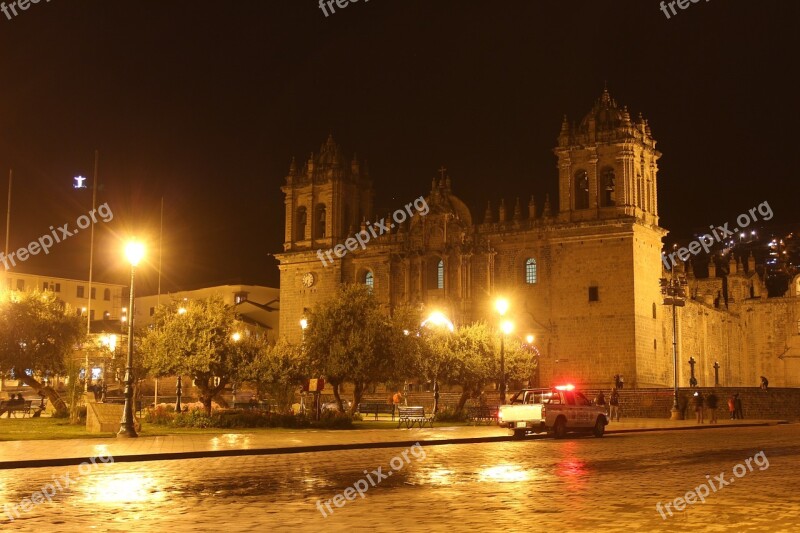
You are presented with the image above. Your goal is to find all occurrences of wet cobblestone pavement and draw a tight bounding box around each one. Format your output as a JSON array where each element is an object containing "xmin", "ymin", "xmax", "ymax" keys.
[{"xmin": 1, "ymin": 424, "xmax": 799, "ymax": 532}]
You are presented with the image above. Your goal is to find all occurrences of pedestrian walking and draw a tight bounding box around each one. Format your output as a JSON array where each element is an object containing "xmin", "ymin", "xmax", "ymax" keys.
[
  {"xmin": 706, "ymin": 390, "xmax": 718, "ymax": 424},
  {"xmin": 595, "ymin": 391, "xmax": 607, "ymax": 415},
  {"xmin": 609, "ymin": 388, "xmax": 620, "ymax": 421},
  {"xmin": 693, "ymin": 391, "xmax": 705, "ymax": 424},
  {"xmin": 734, "ymin": 393, "xmax": 743, "ymax": 419},
  {"xmin": 760, "ymin": 376, "xmax": 769, "ymax": 390}
]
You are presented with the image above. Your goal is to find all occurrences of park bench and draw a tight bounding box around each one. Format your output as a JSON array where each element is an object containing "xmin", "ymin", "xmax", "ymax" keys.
[
  {"xmin": 397, "ymin": 406, "xmax": 434, "ymax": 429},
  {"xmin": 357, "ymin": 403, "xmax": 396, "ymax": 421},
  {"xmin": 0, "ymin": 400, "xmax": 33, "ymax": 418},
  {"xmin": 466, "ymin": 405, "xmax": 499, "ymax": 425}
]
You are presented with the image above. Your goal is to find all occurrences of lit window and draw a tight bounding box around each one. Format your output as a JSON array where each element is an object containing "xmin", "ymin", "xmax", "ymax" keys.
[
  {"xmin": 437, "ymin": 260, "xmax": 444, "ymax": 289},
  {"xmin": 365, "ymin": 271, "xmax": 374, "ymax": 288},
  {"xmin": 525, "ymin": 258, "xmax": 537, "ymax": 284}
]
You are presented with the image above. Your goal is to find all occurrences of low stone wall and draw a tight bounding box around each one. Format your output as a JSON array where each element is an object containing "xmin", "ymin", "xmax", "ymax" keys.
[{"xmin": 583, "ymin": 387, "xmax": 800, "ymax": 421}]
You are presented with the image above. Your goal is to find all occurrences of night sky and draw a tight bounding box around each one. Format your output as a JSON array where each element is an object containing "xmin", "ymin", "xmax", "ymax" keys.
[{"xmin": 0, "ymin": 0, "xmax": 797, "ymax": 294}]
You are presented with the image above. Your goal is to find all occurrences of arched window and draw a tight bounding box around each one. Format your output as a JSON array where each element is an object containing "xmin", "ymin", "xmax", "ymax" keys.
[
  {"xmin": 103, "ymin": 288, "xmax": 111, "ymax": 301},
  {"xmin": 601, "ymin": 167, "xmax": 616, "ymax": 207},
  {"xmin": 364, "ymin": 271, "xmax": 374, "ymax": 289},
  {"xmin": 296, "ymin": 207, "xmax": 307, "ymax": 241},
  {"xmin": 574, "ymin": 170, "xmax": 589, "ymax": 210},
  {"xmin": 525, "ymin": 258, "xmax": 537, "ymax": 284},
  {"xmin": 437, "ymin": 260, "xmax": 444, "ymax": 289},
  {"xmin": 315, "ymin": 204, "xmax": 326, "ymax": 238}
]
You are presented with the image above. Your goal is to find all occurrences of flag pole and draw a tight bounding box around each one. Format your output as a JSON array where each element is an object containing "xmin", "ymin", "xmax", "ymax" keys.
[
  {"xmin": 154, "ymin": 196, "xmax": 164, "ymax": 406},
  {"xmin": 5, "ymin": 169, "xmax": 12, "ymax": 262},
  {"xmin": 85, "ymin": 150, "xmax": 99, "ymax": 392}
]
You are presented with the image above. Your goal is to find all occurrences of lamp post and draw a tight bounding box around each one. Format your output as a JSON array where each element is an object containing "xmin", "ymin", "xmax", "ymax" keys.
[
  {"xmin": 660, "ymin": 268, "xmax": 688, "ymax": 420},
  {"xmin": 494, "ymin": 298, "xmax": 511, "ymax": 404},
  {"xmin": 175, "ymin": 375, "xmax": 182, "ymax": 413},
  {"xmin": 117, "ymin": 240, "xmax": 144, "ymax": 438},
  {"xmin": 688, "ymin": 357, "xmax": 697, "ymax": 387},
  {"xmin": 525, "ymin": 334, "xmax": 537, "ymax": 388},
  {"xmin": 421, "ymin": 311, "xmax": 454, "ymax": 413}
]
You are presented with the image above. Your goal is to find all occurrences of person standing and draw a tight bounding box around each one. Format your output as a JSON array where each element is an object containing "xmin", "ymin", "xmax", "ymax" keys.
[
  {"xmin": 609, "ymin": 388, "xmax": 620, "ymax": 422},
  {"xmin": 694, "ymin": 391, "xmax": 705, "ymax": 424},
  {"xmin": 595, "ymin": 391, "xmax": 607, "ymax": 415},
  {"xmin": 734, "ymin": 393, "xmax": 744, "ymax": 419},
  {"xmin": 706, "ymin": 390, "xmax": 718, "ymax": 424},
  {"xmin": 760, "ymin": 376, "xmax": 769, "ymax": 390},
  {"xmin": 728, "ymin": 394, "xmax": 736, "ymax": 420}
]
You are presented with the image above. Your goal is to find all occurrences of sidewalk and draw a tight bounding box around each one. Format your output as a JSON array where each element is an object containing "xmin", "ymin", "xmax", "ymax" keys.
[{"xmin": 0, "ymin": 418, "xmax": 787, "ymax": 470}]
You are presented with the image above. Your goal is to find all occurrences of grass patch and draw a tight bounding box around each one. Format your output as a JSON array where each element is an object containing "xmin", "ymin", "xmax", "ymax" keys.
[
  {"xmin": 0, "ymin": 416, "xmax": 472, "ymax": 441},
  {"xmin": 0, "ymin": 418, "xmax": 112, "ymax": 441}
]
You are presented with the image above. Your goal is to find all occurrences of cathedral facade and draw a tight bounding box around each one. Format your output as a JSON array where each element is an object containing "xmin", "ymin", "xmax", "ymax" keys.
[{"xmin": 275, "ymin": 90, "xmax": 800, "ymax": 389}]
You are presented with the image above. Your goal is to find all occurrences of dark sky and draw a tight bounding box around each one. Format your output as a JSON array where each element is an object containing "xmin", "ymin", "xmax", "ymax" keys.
[{"xmin": 0, "ymin": 0, "xmax": 797, "ymax": 294}]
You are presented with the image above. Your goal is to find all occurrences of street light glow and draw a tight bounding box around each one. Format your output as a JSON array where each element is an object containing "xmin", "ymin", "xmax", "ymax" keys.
[
  {"xmin": 495, "ymin": 298, "xmax": 509, "ymax": 316},
  {"xmin": 125, "ymin": 241, "xmax": 146, "ymax": 266},
  {"xmin": 421, "ymin": 311, "xmax": 454, "ymax": 331},
  {"xmin": 178, "ymin": 307, "xmax": 187, "ymax": 315},
  {"xmin": 526, "ymin": 334, "xmax": 534, "ymax": 344},
  {"xmin": 232, "ymin": 332, "xmax": 242, "ymax": 342},
  {"xmin": 501, "ymin": 320, "xmax": 514, "ymax": 335},
  {"xmin": 300, "ymin": 318, "xmax": 308, "ymax": 330}
]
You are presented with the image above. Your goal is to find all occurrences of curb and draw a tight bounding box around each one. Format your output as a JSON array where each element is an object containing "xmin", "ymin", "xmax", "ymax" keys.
[{"xmin": 0, "ymin": 420, "xmax": 787, "ymax": 470}]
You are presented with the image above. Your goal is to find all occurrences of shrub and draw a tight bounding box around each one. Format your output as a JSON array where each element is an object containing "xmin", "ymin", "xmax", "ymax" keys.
[
  {"xmin": 434, "ymin": 408, "xmax": 467, "ymax": 422},
  {"xmin": 312, "ymin": 410, "xmax": 354, "ymax": 429}
]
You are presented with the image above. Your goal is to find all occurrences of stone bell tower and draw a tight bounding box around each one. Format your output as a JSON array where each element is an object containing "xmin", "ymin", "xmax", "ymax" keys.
[{"xmin": 554, "ymin": 88, "xmax": 661, "ymax": 227}]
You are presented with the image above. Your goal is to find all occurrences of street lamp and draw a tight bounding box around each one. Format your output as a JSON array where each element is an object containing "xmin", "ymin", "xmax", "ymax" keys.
[
  {"xmin": 118, "ymin": 240, "xmax": 144, "ymax": 438},
  {"xmin": 421, "ymin": 310, "xmax": 455, "ymax": 413},
  {"xmin": 499, "ymin": 319, "xmax": 514, "ymax": 403},
  {"xmin": 494, "ymin": 298, "xmax": 511, "ymax": 404},
  {"xmin": 660, "ymin": 268, "xmax": 688, "ymax": 421}
]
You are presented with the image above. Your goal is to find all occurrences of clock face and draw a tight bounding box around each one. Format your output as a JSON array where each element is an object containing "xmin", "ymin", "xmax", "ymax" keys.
[{"xmin": 302, "ymin": 272, "xmax": 315, "ymax": 288}]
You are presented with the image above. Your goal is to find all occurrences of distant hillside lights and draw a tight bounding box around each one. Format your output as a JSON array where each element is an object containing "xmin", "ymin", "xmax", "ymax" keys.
[
  {"xmin": 0, "ymin": 0, "xmax": 51, "ymax": 22},
  {"xmin": 661, "ymin": 200, "xmax": 773, "ymax": 270},
  {"xmin": 659, "ymin": 0, "xmax": 711, "ymax": 20}
]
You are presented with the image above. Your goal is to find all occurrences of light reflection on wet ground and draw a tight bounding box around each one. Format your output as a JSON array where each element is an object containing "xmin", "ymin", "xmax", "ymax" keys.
[{"xmin": 1, "ymin": 425, "xmax": 799, "ymax": 532}]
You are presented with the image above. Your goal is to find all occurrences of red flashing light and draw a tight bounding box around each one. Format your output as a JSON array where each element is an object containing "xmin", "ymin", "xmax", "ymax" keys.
[{"xmin": 555, "ymin": 384, "xmax": 575, "ymax": 391}]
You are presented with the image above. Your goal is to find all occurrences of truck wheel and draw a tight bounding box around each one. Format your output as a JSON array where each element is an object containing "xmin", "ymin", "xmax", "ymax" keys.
[
  {"xmin": 553, "ymin": 418, "xmax": 567, "ymax": 439},
  {"xmin": 512, "ymin": 428, "xmax": 526, "ymax": 440},
  {"xmin": 592, "ymin": 417, "xmax": 605, "ymax": 437}
]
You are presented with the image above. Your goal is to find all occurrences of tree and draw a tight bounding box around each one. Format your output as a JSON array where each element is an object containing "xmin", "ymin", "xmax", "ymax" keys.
[
  {"xmin": 0, "ymin": 290, "xmax": 85, "ymax": 416},
  {"xmin": 449, "ymin": 322, "xmax": 497, "ymax": 413},
  {"xmin": 139, "ymin": 296, "xmax": 253, "ymax": 416},
  {"xmin": 304, "ymin": 284, "xmax": 416, "ymax": 415},
  {"xmin": 240, "ymin": 337, "xmax": 306, "ymax": 412}
]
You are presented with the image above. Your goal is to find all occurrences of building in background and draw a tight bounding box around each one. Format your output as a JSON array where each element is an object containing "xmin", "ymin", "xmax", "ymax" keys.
[
  {"xmin": 0, "ymin": 271, "xmax": 127, "ymax": 391},
  {"xmin": 276, "ymin": 90, "xmax": 800, "ymax": 389},
  {"xmin": 135, "ymin": 284, "xmax": 280, "ymax": 342}
]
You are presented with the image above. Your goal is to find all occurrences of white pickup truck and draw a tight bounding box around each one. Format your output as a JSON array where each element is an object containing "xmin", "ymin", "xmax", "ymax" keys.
[{"xmin": 498, "ymin": 385, "xmax": 608, "ymax": 439}]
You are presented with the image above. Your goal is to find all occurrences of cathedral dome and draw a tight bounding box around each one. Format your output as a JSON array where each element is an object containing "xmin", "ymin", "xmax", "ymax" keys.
[{"xmin": 579, "ymin": 88, "xmax": 625, "ymax": 132}]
